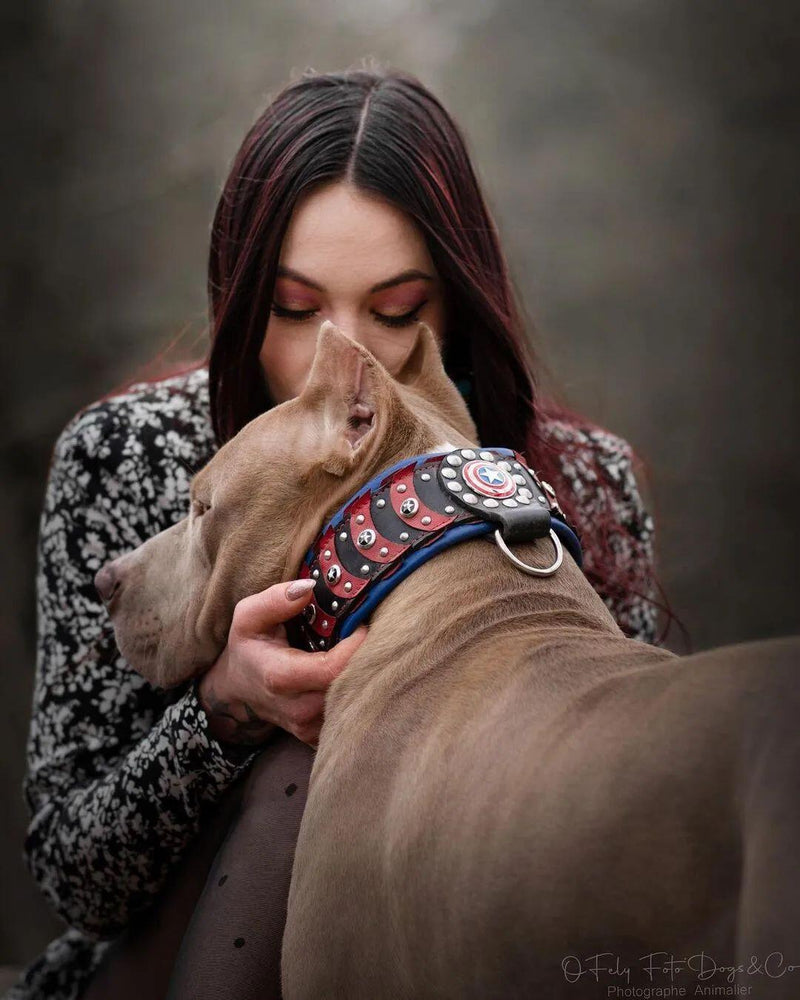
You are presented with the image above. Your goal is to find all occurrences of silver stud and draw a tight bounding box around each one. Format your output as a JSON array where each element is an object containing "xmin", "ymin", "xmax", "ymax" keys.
[
  {"xmin": 361, "ymin": 564, "xmax": 370, "ymax": 574},
  {"xmin": 397, "ymin": 483, "xmax": 407, "ymax": 493},
  {"xmin": 538, "ymin": 495, "xmax": 546, "ymax": 503},
  {"xmin": 400, "ymin": 497, "xmax": 419, "ymax": 517},
  {"xmin": 344, "ymin": 581, "xmax": 352, "ymax": 592},
  {"xmin": 541, "ymin": 480, "xmax": 557, "ymax": 496},
  {"xmin": 312, "ymin": 568, "xmax": 320, "ymax": 579},
  {"xmin": 513, "ymin": 462, "xmax": 522, "ymax": 469},
  {"xmin": 479, "ymin": 450, "xmax": 494, "ymax": 461},
  {"xmin": 421, "ymin": 472, "xmax": 431, "ymax": 481},
  {"xmin": 519, "ymin": 487, "xmax": 532, "ymax": 499},
  {"xmin": 447, "ymin": 481, "xmax": 462, "ymax": 492},
  {"xmin": 442, "ymin": 468, "xmax": 457, "ymax": 480},
  {"xmin": 399, "ymin": 531, "xmax": 409, "ymax": 541},
  {"xmin": 331, "ymin": 600, "xmax": 339, "ymax": 611},
  {"xmin": 356, "ymin": 514, "xmax": 365, "ymax": 525},
  {"xmin": 463, "ymin": 493, "xmax": 478, "ymax": 504},
  {"xmin": 444, "ymin": 505, "xmax": 455, "ymax": 514},
  {"xmin": 513, "ymin": 474, "xmax": 526, "ymax": 485},
  {"xmin": 376, "ymin": 498, "xmax": 386, "ymax": 508},
  {"xmin": 502, "ymin": 498, "xmax": 518, "ymax": 508},
  {"xmin": 527, "ymin": 467, "xmax": 536, "ymax": 477},
  {"xmin": 321, "ymin": 619, "xmax": 329, "ymax": 629},
  {"xmin": 483, "ymin": 498, "xmax": 499, "ymax": 508},
  {"xmin": 323, "ymin": 549, "xmax": 331, "ymax": 560},
  {"xmin": 357, "ymin": 528, "xmax": 376, "ymax": 548},
  {"xmin": 518, "ymin": 494, "xmax": 531, "ymax": 505},
  {"xmin": 318, "ymin": 638, "xmax": 326, "ymax": 649},
  {"xmin": 339, "ymin": 531, "xmax": 348, "ymax": 541},
  {"xmin": 460, "ymin": 448, "xmax": 476, "ymax": 459},
  {"xmin": 446, "ymin": 454, "xmax": 462, "ymax": 466},
  {"xmin": 326, "ymin": 565, "xmax": 341, "ymax": 584},
  {"xmin": 498, "ymin": 461, "xmax": 511, "ymax": 471},
  {"xmin": 421, "ymin": 515, "xmax": 431, "ymax": 525},
  {"xmin": 379, "ymin": 546, "xmax": 389, "ymax": 556}
]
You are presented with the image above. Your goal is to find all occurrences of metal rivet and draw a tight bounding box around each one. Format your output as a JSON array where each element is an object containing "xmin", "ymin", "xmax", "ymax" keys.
[
  {"xmin": 323, "ymin": 549, "xmax": 331, "ymax": 559},
  {"xmin": 397, "ymin": 483, "xmax": 407, "ymax": 493},
  {"xmin": 513, "ymin": 474, "xmax": 526, "ymax": 485},
  {"xmin": 447, "ymin": 482, "xmax": 462, "ymax": 492},
  {"xmin": 356, "ymin": 514, "xmax": 365, "ymax": 524},
  {"xmin": 498, "ymin": 461, "xmax": 511, "ymax": 471},
  {"xmin": 339, "ymin": 531, "xmax": 348, "ymax": 540},
  {"xmin": 321, "ymin": 619, "xmax": 329, "ymax": 629},
  {"xmin": 421, "ymin": 515, "xmax": 431, "ymax": 525},
  {"xmin": 479, "ymin": 450, "xmax": 494, "ymax": 461},
  {"xmin": 541, "ymin": 480, "xmax": 557, "ymax": 496},
  {"xmin": 446, "ymin": 454, "xmax": 462, "ymax": 466},
  {"xmin": 518, "ymin": 495, "xmax": 531, "ymax": 504},
  {"xmin": 463, "ymin": 493, "xmax": 478, "ymax": 504},
  {"xmin": 421, "ymin": 472, "xmax": 431, "ymax": 481},
  {"xmin": 361, "ymin": 564, "xmax": 370, "ymax": 574},
  {"xmin": 399, "ymin": 531, "xmax": 409, "ymax": 541},
  {"xmin": 483, "ymin": 498, "xmax": 499, "ymax": 508},
  {"xmin": 538, "ymin": 495, "xmax": 546, "ymax": 503},
  {"xmin": 326, "ymin": 565, "xmax": 341, "ymax": 584},
  {"xmin": 312, "ymin": 568, "xmax": 320, "ymax": 578},
  {"xmin": 513, "ymin": 462, "xmax": 522, "ymax": 469},
  {"xmin": 357, "ymin": 529, "xmax": 376, "ymax": 548},
  {"xmin": 400, "ymin": 497, "xmax": 419, "ymax": 517},
  {"xmin": 519, "ymin": 488, "xmax": 532, "ymax": 499},
  {"xmin": 379, "ymin": 546, "xmax": 389, "ymax": 556},
  {"xmin": 318, "ymin": 639, "xmax": 326, "ymax": 649},
  {"xmin": 444, "ymin": 505, "xmax": 455, "ymax": 514},
  {"xmin": 442, "ymin": 468, "xmax": 457, "ymax": 480},
  {"xmin": 502, "ymin": 498, "xmax": 518, "ymax": 508},
  {"xmin": 331, "ymin": 600, "xmax": 339, "ymax": 611},
  {"xmin": 344, "ymin": 581, "xmax": 352, "ymax": 592},
  {"xmin": 376, "ymin": 498, "xmax": 386, "ymax": 508},
  {"xmin": 460, "ymin": 449, "xmax": 476, "ymax": 459}
]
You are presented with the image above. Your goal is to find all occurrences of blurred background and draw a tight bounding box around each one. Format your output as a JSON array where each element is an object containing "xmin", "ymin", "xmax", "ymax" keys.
[{"xmin": 2, "ymin": 0, "xmax": 798, "ymax": 976}]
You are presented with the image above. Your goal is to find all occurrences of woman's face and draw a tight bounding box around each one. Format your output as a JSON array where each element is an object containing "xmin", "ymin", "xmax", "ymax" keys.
[{"xmin": 259, "ymin": 180, "xmax": 447, "ymax": 404}]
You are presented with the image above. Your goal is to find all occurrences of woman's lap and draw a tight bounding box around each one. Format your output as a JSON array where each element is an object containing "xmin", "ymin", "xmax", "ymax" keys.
[{"xmin": 80, "ymin": 730, "xmax": 314, "ymax": 1000}]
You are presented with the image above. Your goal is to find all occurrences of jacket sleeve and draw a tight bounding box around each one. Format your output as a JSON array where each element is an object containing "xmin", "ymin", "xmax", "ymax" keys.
[
  {"xmin": 22, "ymin": 401, "xmax": 260, "ymax": 940},
  {"xmin": 584, "ymin": 428, "xmax": 661, "ymax": 645}
]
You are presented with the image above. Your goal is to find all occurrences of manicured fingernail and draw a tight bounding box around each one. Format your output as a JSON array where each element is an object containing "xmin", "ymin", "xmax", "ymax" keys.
[{"xmin": 285, "ymin": 578, "xmax": 317, "ymax": 601}]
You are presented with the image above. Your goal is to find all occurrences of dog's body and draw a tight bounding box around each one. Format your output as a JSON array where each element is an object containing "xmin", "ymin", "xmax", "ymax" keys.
[{"xmin": 104, "ymin": 322, "xmax": 800, "ymax": 998}]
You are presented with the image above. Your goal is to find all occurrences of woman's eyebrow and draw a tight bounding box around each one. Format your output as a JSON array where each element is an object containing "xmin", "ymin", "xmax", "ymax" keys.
[{"xmin": 276, "ymin": 265, "xmax": 434, "ymax": 294}]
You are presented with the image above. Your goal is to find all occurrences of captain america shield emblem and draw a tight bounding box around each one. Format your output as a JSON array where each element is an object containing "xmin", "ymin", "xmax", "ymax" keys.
[{"xmin": 461, "ymin": 460, "xmax": 516, "ymax": 499}]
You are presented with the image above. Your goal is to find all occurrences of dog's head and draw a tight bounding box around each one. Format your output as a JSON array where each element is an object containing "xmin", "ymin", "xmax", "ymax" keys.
[{"xmin": 98, "ymin": 320, "xmax": 478, "ymax": 688}]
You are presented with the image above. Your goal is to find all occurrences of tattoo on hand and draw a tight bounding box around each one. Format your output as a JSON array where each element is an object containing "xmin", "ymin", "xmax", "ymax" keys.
[{"xmin": 201, "ymin": 687, "xmax": 274, "ymax": 746}]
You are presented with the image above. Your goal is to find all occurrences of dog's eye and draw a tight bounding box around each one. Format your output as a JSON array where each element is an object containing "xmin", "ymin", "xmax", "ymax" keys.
[{"xmin": 191, "ymin": 499, "xmax": 210, "ymax": 518}]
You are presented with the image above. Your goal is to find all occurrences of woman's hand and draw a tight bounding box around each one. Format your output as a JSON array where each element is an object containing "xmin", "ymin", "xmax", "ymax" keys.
[{"xmin": 197, "ymin": 579, "xmax": 368, "ymax": 748}]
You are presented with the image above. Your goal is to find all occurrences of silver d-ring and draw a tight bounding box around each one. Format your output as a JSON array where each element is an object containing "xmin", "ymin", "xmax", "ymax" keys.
[{"xmin": 494, "ymin": 528, "xmax": 563, "ymax": 577}]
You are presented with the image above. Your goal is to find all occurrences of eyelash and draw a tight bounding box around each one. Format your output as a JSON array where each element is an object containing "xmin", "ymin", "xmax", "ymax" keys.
[{"xmin": 270, "ymin": 301, "xmax": 428, "ymax": 329}]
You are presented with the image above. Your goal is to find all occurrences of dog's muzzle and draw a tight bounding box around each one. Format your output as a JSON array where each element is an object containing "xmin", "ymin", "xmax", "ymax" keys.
[{"xmin": 291, "ymin": 447, "xmax": 583, "ymax": 651}]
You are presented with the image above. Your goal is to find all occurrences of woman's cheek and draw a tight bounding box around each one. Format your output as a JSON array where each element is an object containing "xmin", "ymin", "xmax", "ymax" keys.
[{"xmin": 261, "ymin": 324, "xmax": 319, "ymax": 402}]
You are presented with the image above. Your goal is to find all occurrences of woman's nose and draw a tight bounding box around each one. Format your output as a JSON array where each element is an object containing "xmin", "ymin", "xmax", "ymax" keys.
[{"xmin": 94, "ymin": 561, "xmax": 121, "ymax": 604}]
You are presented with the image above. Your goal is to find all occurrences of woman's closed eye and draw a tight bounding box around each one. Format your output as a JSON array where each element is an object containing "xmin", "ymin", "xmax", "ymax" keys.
[{"xmin": 270, "ymin": 301, "xmax": 428, "ymax": 329}]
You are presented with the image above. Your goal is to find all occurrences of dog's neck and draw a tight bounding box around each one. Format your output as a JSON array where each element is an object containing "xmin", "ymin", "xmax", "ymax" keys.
[{"xmin": 321, "ymin": 530, "xmax": 672, "ymax": 732}]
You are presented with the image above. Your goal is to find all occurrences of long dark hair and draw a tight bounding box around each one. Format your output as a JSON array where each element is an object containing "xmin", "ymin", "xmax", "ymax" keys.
[{"xmin": 109, "ymin": 64, "xmax": 677, "ymax": 643}]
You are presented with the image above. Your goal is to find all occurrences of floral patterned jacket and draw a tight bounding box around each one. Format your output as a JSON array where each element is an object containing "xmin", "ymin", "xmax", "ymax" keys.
[{"xmin": 8, "ymin": 365, "xmax": 659, "ymax": 999}]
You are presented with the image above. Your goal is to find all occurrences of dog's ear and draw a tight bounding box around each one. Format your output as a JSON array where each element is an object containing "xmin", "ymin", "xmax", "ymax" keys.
[
  {"xmin": 396, "ymin": 321, "xmax": 478, "ymax": 442},
  {"xmin": 300, "ymin": 320, "xmax": 397, "ymax": 477},
  {"xmin": 394, "ymin": 321, "xmax": 446, "ymax": 391}
]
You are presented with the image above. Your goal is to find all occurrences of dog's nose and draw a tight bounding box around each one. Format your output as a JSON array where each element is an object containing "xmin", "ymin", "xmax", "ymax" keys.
[{"xmin": 94, "ymin": 562, "xmax": 121, "ymax": 605}]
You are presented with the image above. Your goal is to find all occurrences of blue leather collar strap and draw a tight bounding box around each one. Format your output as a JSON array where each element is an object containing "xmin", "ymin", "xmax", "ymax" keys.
[{"xmin": 291, "ymin": 446, "xmax": 583, "ymax": 652}]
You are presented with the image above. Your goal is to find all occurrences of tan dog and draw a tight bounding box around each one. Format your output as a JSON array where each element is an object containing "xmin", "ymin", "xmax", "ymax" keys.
[{"xmin": 105, "ymin": 321, "xmax": 800, "ymax": 998}]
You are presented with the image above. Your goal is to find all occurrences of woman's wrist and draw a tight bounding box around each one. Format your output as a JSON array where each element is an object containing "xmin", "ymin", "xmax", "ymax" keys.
[{"xmin": 197, "ymin": 667, "xmax": 275, "ymax": 748}]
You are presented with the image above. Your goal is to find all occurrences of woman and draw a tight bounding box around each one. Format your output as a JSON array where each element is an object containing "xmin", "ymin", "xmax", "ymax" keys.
[{"xmin": 10, "ymin": 65, "xmax": 663, "ymax": 999}]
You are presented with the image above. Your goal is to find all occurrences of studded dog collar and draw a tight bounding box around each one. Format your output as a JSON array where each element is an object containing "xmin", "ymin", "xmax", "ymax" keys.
[{"xmin": 290, "ymin": 447, "xmax": 583, "ymax": 652}]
